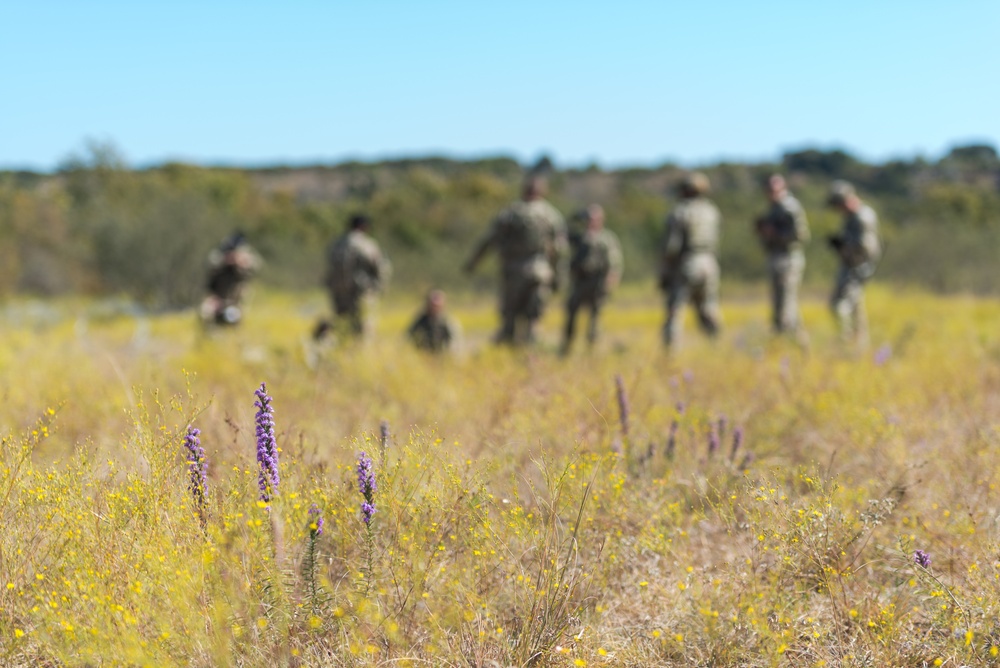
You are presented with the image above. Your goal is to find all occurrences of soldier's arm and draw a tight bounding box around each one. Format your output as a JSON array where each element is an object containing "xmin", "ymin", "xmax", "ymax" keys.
[
  {"xmin": 375, "ymin": 247, "xmax": 392, "ymax": 291},
  {"xmin": 860, "ymin": 209, "xmax": 881, "ymax": 260},
  {"xmin": 406, "ymin": 314, "xmax": 423, "ymax": 340},
  {"xmin": 658, "ymin": 216, "xmax": 683, "ymax": 288},
  {"xmin": 607, "ymin": 231, "xmax": 624, "ymax": 290},
  {"xmin": 463, "ymin": 219, "xmax": 500, "ymax": 273},
  {"xmin": 754, "ymin": 213, "xmax": 771, "ymax": 242},
  {"xmin": 789, "ymin": 199, "xmax": 810, "ymax": 244},
  {"xmin": 662, "ymin": 212, "xmax": 687, "ymax": 260},
  {"xmin": 549, "ymin": 213, "xmax": 569, "ymax": 291}
]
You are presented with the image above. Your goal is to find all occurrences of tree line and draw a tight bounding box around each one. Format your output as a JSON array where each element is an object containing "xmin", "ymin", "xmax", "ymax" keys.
[{"xmin": 1, "ymin": 142, "xmax": 998, "ymax": 308}]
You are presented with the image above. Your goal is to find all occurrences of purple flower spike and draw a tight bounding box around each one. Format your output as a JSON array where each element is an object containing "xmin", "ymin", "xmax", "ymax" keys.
[
  {"xmin": 254, "ymin": 383, "xmax": 279, "ymax": 504},
  {"xmin": 729, "ymin": 426, "xmax": 744, "ymax": 463},
  {"xmin": 357, "ymin": 452, "xmax": 377, "ymax": 525},
  {"xmin": 707, "ymin": 422, "xmax": 720, "ymax": 457},
  {"xmin": 664, "ymin": 420, "xmax": 679, "ymax": 459},
  {"xmin": 874, "ymin": 343, "xmax": 892, "ymax": 366},
  {"xmin": 914, "ymin": 550, "xmax": 931, "ymax": 569},
  {"xmin": 361, "ymin": 501, "xmax": 376, "ymax": 525},
  {"xmin": 308, "ymin": 503, "xmax": 324, "ymax": 537},
  {"xmin": 183, "ymin": 425, "xmax": 208, "ymax": 524}
]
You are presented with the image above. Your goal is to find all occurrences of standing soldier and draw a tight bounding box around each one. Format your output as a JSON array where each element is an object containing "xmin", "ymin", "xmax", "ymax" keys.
[
  {"xmin": 659, "ymin": 172, "xmax": 722, "ymax": 346},
  {"xmin": 407, "ymin": 289, "xmax": 460, "ymax": 353},
  {"xmin": 200, "ymin": 231, "xmax": 261, "ymax": 327},
  {"xmin": 316, "ymin": 214, "xmax": 390, "ymax": 340},
  {"xmin": 755, "ymin": 174, "xmax": 810, "ymax": 338},
  {"xmin": 463, "ymin": 176, "xmax": 567, "ymax": 346},
  {"xmin": 560, "ymin": 204, "xmax": 623, "ymax": 354},
  {"xmin": 826, "ymin": 180, "xmax": 881, "ymax": 347}
]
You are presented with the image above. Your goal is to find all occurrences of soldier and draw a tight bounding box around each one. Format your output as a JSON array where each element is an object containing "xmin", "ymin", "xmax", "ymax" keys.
[
  {"xmin": 315, "ymin": 214, "xmax": 390, "ymax": 340},
  {"xmin": 755, "ymin": 174, "xmax": 810, "ymax": 337},
  {"xmin": 200, "ymin": 231, "xmax": 261, "ymax": 327},
  {"xmin": 560, "ymin": 204, "xmax": 623, "ymax": 354},
  {"xmin": 407, "ymin": 289, "xmax": 460, "ymax": 353},
  {"xmin": 826, "ymin": 180, "xmax": 881, "ymax": 347},
  {"xmin": 659, "ymin": 172, "xmax": 722, "ymax": 347},
  {"xmin": 463, "ymin": 176, "xmax": 567, "ymax": 345}
]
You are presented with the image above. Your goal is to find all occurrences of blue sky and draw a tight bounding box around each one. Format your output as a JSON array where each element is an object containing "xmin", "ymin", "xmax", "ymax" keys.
[{"xmin": 1, "ymin": 1, "xmax": 997, "ymax": 170}]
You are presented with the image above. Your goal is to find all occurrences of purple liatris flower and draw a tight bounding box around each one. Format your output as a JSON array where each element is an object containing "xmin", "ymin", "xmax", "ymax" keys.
[
  {"xmin": 183, "ymin": 425, "xmax": 208, "ymax": 524},
  {"xmin": 914, "ymin": 550, "xmax": 931, "ymax": 569},
  {"xmin": 707, "ymin": 423, "xmax": 720, "ymax": 457},
  {"xmin": 308, "ymin": 503, "xmax": 324, "ymax": 537},
  {"xmin": 357, "ymin": 451, "xmax": 377, "ymax": 525},
  {"xmin": 254, "ymin": 382, "xmax": 279, "ymax": 503},
  {"xmin": 874, "ymin": 343, "xmax": 892, "ymax": 366},
  {"xmin": 729, "ymin": 426, "xmax": 744, "ymax": 463},
  {"xmin": 665, "ymin": 420, "xmax": 678, "ymax": 459},
  {"xmin": 361, "ymin": 501, "xmax": 376, "ymax": 525}
]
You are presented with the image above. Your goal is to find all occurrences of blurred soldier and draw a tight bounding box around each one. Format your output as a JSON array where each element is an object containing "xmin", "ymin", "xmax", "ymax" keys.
[
  {"xmin": 200, "ymin": 231, "xmax": 261, "ymax": 327},
  {"xmin": 560, "ymin": 204, "xmax": 623, "ymax": 354},
  {"xmin": 407, "ymin": 289, "xmax": 460, "ymax": 353},
  {"xmin": 826, "ymin": 180, "xmax": 881, "ymax": 347},
  {"xmin": 755, "ymin": 174, "xmax": 810, "ymax": 337},
  {"xmin": 659, "ymin": 172, "xmax": 722, "ymax": 346},
  {"xmin": 463, "ymin": 176, "xmax": 567, "ymax": 345},
  {"xmin": 315, "ymin": 214, "xmax": 390, "ymax": 340}
]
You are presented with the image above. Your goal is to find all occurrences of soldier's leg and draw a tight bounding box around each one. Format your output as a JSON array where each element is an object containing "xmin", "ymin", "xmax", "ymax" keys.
[
  {"xmin": 663, "ymin": 282, "xmax": 688, "ymax": 346},
  {"xmin": 693, "ymin": 261, "xmax": 721, "ymax": 337},
  {"xmin": 586, "ymin": 300, "xmax": 600, "ymax": 346},
  {"xmin": 782, "ymin": 255, "xmax": 805, "ymax": 334},
  {"xmin": 829, "ymin": 268, "xmax": 854, "ymax": 342},
  {"xmin": 852, "ymin": 282, "xmax": 870, "ymax": 349},
  {"xmin": 770, "ymin": 263, "xmax": 787, "ymax": 333},
  {"xmin": 495, "ymin": 281, "xmax": 518, "ymax": 344},
  {"xmin": 562, "ymin": 293, "xmax": 581, "ymax": 353},
  {"xmin": 348, "ymin": 303, "xmax": 364, "ymax": 337},
  {"xmin": 520, "ymin": 282, "xmax": 548, "ymax": 345}
]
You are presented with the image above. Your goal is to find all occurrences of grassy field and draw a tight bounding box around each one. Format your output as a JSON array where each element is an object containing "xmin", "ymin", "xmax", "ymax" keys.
[{"xmin": 2, "ymin": 286, "xmax": 1000, "ymax": 667}]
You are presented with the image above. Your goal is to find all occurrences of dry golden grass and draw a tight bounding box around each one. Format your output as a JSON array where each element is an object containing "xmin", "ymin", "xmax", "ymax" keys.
[{"xmin": 2, "ymin": 285, "xmax": 1000, "ymax": 666}]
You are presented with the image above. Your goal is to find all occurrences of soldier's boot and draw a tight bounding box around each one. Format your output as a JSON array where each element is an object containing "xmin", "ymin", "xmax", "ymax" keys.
[
  {"xmin": 312, "ymin": 319, "xmax": 333, "ymax": 341},
  {"xmin": 494, "ymin": 314, "xmax": 517, "ymax": 345},
  {"xmin": 697, "ymin": 306, "xmax": 721, "ymax": 339}
]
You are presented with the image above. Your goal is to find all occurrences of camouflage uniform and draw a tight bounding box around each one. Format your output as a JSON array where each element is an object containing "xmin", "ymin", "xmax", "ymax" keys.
[
  {"xmin": 408, "ymin": 310, "xmax": 459, "ymax": 353},
  {"xmin": 830, "ymin": 202, "xmax": 881, "ymax": 345},
  {"xmin": 466, "ymin": 199, "xmax": 567, "ymax": 345},
  {"xmin": 323, "ymin": 229, "xmax": 390, "ymax": 336},
  {"xmin": 660, "ymin": 179, "xmax": 722, "ymax": 346},
  {"xmin": 562, "ymin": 226, "xmax": 623, "ymax": 350},
  {"xmin": 756, "ymin": 192, "xmax": 810, "ymax": 333}
]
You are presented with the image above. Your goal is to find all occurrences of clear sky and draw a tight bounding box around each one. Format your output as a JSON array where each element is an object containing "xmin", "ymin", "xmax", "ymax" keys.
[{"xmin": 1, "ymin": 1, "xmax": 997, "ymax": 171}]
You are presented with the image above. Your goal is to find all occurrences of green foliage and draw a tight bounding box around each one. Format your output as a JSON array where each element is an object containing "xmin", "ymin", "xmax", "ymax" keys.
[{"xmin": 1, "ymin": 142, "xmax": 999, "ymax": 304}]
